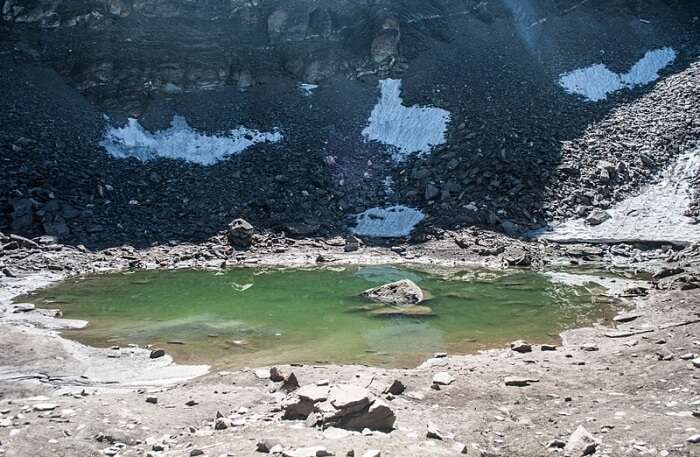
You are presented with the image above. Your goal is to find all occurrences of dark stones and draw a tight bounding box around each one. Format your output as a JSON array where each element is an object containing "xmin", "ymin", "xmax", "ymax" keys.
[
  {"xmin": 227, "ymin": 219, "xmax": 255, "ymax": 248},
  {"xmin": 149, "ymin": 349, "xmax": 166, "ymax": 359}
]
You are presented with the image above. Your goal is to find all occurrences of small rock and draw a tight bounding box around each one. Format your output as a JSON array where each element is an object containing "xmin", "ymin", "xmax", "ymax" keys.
[
  {"xmin": 432, "ymin": 372, "xmax": 455, "ymax": 386},
  {"xmin": 613, "ymin": 313, "xmax": 641, "ymax": 323},
  {"xmin": 564, "ymin": 425, "xmax": 598, "ymax": 457},
  {"xmin": 190, "ymin": 450, "xmax": 204, "ymax": 457},
  {"xmin": 510, "ymin": 340, "xmax": 532, "ymax": 353},
  {"xmin": 426, "ymin": 422, "xmax": 444, "ymax": 440},
  {"xmin": 33, "ymin": 403, "xmax": 58, "ymax": 412},
  {"xmin": 282, "ymin": 446, "xmax": 334, "ymax": 457},
  {"xmin": 692, "ymin": 358, "xmax": 700, "ymax": 368},
  {"xmin": 586, "ymin": 209, "xmax": 611, "ymax": 226},
  {"xmin": 145, "ymin": 397, "xmax": 158, "ymax": 404},
  {"xmin": 361, "ymin": 451, "xmax": 380, "ymax": 457},
  {"xmin": 214, "ymin": 417, "xmax": 230, "ymax": 430},
  {"xmin": 257, "ymin": 439, "xmax": 283, "ymax": 453},
  {"xmin": 687, "ymin": 434, "xmax": 700, "ymax": 444},
  {"xmin": 270, "ymin": 367, "xmax": 285, "ymax": 382},
  {"xmin": 150, "ymin": 349, "xmax": 166, "ymax": 359},
  {"xmin": 504, "ymin": 376, "xmax": 539, "ymax": 387},
  {"xmin": 541, "ymin": 344, "xmax": 557, "ymax": 351},
  {"xmin": 383, "ymin": 379, "xmax": 405, "ymax": 395},
  {"xmin": 581, "ymin": 344, "xmax": 599, "ymax": 352},
  {"xmin": 547, "ymin": 439, "xmax": 566, "ymax": 449},
  {"xmin": 452, "ymin": 442, "xmax": 468, "ymax": 454}
]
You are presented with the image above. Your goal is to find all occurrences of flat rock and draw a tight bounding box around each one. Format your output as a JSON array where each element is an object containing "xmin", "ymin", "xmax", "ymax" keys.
[
  {"xmin": 329, "ymin": 385, "xmax": 371, "ymax": 411},
  {"xmin": 613, "ymin": 313, "xmax": 641, "ymax": 323},
  {"xmin": 33, "ymin": 403, "xmax": 58, "ymax": 411},
  {"xmin": 297, "ymin": 384, "xmax": 331, "ymax": 403},
  {"xmin": 432, "ymin": 372, "xmax": 455, "ymax": 385},
  {"xmin": 282, "ymin": 446, "xmax": 334, "ymax": 457},
  {"xmin": 504, "ymin": 376, "xmax": 539, "ymax": 387},
  {"xmin": 368, "ymin": 305, "xmax": 433, "ymax": 317}
]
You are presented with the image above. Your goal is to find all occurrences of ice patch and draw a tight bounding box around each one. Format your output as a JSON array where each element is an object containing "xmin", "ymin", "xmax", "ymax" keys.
[
  {"xmin": 101, "ymin": 115, "xmax": 283, "ymax": 166},
  {"xmin": 362, "ymin": 79, "xmax": 450, "ymax": 162},
  {"xmin": 538, "ymin": 150, "xmax": 700, "ymax": 244},
  {"xmin": 352, "ymin": 205, "xmax": 425, "ymax": 238},
  {"xmin": 559, "ymin": 47, "xmax": 676, "ymax": 102},
  {"xmin": 299, "ymin": 83, "xmax": 319, "ymax": 96}
]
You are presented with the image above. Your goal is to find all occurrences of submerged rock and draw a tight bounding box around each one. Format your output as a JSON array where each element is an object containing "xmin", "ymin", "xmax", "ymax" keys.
[
  {"xmin": 361, "ymin": 279, "xmax": 424, "ymax": 306},
  {"xmin": 368, "ymin": 305, "xmax": 433, "ymax": 317}
]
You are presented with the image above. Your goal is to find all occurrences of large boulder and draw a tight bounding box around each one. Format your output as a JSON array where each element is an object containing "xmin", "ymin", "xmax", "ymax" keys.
[
  {"xmin": 227, "ymin": 218, "xmax": 254, "ymax": 248},
  {"xmin": 361, "ymin": 279, "xmax": 424, "ymax": 306}
]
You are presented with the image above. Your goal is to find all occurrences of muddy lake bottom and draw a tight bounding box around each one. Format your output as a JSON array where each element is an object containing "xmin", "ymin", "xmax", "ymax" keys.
[{"xmin": 18, "ymin": 265, "xmax": 628, "ymax": 368}]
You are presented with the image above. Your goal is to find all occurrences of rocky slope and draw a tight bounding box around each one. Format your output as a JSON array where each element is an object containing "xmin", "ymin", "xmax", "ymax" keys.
[{"xmin": 1, "ymin": 0, "xmax": 699, "ymax": 248}]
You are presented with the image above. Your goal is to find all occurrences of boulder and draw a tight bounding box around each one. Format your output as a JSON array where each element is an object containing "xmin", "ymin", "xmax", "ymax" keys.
[
  {"xmin": 361, "ymin": 280, "xmax": 424, "ymax": 306},
  {"xmin": 585, "ymin": 209, "xmax": 611, "ymax": 226},
  {"xmin": 227, "ymin": 218, "xmax": 255, "ymax": 248},
  {"xmin": 564, "ymin": 426, "xmax": 598, "ymax": 457}
]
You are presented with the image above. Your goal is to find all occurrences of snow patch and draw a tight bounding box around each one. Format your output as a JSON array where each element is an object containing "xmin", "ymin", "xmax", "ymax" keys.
[
  {"xmin": 101, "ymin": 115, "xmax": 282, "ymax": 166},
  {"xmin": 362, "ymin": 79, "xmax": 450, "ymax": 162},
  {"xmin": 559, "ymin": 47, "xmax": 677, "ymax": 102},
  {"xmin": 352, "ymin": 205, "xmax": 425, "ymax": 238},
  {"xmin": 538, "ymin": 150, "xmax": 700, "ymax": 244},
  {"xmin": 299, "ymin": 83, "xmax": 319, "ymax": 96},
  {"xmin": 544, "ymin": 272, "xmax": 646, "ymax": 297}
]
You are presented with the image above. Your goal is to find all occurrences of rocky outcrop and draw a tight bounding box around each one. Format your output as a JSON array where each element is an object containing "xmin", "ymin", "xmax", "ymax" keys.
[{"xmin": 282, "ymin": 383, "xmax": 396, "ymax": 432}]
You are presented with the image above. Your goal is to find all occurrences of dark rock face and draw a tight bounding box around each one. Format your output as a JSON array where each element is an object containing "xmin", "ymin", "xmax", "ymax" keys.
[{"xmin": 0, "ymin": 0, "xmax": 699, "ymax": 248}]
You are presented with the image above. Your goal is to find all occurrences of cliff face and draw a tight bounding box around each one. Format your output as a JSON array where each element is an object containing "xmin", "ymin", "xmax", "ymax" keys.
[
  {"xmin": 1, "ymin": 0, "xmax": 405, "ymax": 115},
  {"xmin": 1, "ymin": 0, "xmax": 699, "ymax": 247}
]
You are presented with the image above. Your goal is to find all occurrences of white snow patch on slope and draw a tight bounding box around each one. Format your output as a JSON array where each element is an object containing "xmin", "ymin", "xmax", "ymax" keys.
[
  {"xmin": 362, "ymin": 79, "xmax": 450, "ymax": 162},
  {"xmin": 559, "ymin": 47, "xmax": 676, "ymax": 102},
  {"xmin": 299, "ymin": 83, "xmax": 319, "ymax": 96},
  {"xmin": 101, "ymin": 115, "xmax": 282, "ymax": 166},
  {"xmin": 539, "ymin": 150, "xmax": 700, "ymax": 244},
  {"xmin": 352, "ymin": 205, "xmax": 425, "ymax": 238}
]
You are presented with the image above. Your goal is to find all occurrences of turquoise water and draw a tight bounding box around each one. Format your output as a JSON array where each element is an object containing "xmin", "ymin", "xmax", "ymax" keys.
[{"xmin": 23, "ymin": 265, "xmax": 618, "ymax": 368}]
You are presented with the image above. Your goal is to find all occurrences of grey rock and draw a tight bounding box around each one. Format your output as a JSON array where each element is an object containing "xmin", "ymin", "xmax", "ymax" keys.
[
  {"xmin": 361, "ymin": 279, "xmax": 424, "ymax": 306},
  {"xmin": 564, "ymin": 426, "xmax": 598, "ymax": 457},
  {"xmin": 585, "ymin": 209, "xmax": 611, "ymax": 226},
  {"xmin": 227, "ymin": 218, "xmax": 255, "ymax": 248}
]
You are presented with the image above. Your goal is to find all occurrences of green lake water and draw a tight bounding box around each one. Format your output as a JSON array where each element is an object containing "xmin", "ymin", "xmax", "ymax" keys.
[{"xmin": 22, "ymin": 265, "xmax": 620, "ymax": 368}]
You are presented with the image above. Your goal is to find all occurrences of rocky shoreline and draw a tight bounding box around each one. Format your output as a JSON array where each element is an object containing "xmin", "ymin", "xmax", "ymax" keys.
[{"xmin": 1, "ymin": 229, "xmax": 699, "ymax": 456}]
